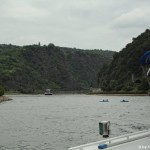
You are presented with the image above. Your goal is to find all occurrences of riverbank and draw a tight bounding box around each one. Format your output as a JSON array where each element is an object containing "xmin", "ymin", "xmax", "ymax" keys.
[
  {"xmin": 88, "ymin": 88, "xmax": 150, "ymax": 96},
  {"xmin": 0, "ymin": 96, "xmax": 12, "ymax": 103},
  {"xmin": 4, "ymin": 89, "xmax": 150, "ymax": 96},
  {"xmin": 88, "ymin": 91, "xmax": 150, "ymax": 96},
  {"xmin": 89, "ymin": 93, "xmax": 149, "ymax": 96}
]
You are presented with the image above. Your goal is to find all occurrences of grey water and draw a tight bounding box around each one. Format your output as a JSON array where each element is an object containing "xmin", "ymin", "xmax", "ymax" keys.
[{"xmin": 0, "ymin": 94, "xmax": 150, "ymax": 150}]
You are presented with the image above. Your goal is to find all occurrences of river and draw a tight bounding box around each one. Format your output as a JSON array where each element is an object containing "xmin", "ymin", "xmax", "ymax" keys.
[{"xmin": 0, "ymin": 94, "xmax": 150, "ymax": 150}]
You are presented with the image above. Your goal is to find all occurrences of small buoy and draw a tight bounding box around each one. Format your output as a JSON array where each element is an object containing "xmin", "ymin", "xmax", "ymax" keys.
[{"xmin": 98, "ymin": 144, "xmax": 107, "ymax": 149}]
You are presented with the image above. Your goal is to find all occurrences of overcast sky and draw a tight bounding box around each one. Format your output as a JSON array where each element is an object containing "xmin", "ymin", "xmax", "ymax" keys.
[{"xmin": 0, "ymin": 0, "xmax": 150, "ymax": 51}]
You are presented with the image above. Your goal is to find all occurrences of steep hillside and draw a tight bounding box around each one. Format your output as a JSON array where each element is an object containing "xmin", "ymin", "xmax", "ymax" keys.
[
  {"xmin": 98, "ymin": 29, "xmax": 150, "ymax": 92},
  {"xmin": 0, "ymin": 44, "xmax": 114, "ymax": 93}
]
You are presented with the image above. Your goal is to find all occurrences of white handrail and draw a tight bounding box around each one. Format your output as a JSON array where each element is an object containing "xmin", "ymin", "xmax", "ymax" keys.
[{"xmin": 68, "ymin": 130, "xmax": 150, "ymax": 150}]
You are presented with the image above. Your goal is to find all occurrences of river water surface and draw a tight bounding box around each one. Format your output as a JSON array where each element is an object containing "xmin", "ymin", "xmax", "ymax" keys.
[{"xmin": 0, "ymin": 94, "xmax": 150, "ymax": 150}]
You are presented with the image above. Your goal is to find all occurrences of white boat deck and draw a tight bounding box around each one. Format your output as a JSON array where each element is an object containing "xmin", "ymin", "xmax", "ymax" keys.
[
  {"xmin": 68, "ymin": 130, "xmax": 150, "ymax": 150},
  {"xmin": 105, "ymin": 137, "xmax": 150, "ymax": 150}
]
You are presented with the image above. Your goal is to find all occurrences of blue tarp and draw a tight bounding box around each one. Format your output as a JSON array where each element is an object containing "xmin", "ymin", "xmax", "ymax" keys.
[
  {"xmin": 98, "ymin": 144, "xmax": 108, "ymax": 149},
  {"xmin": 140, "ymin": 50, "xmax": 150, "ymax": 65}
]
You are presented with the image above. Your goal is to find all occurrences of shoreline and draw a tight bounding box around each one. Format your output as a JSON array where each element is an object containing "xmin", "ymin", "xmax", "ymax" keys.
[
  {"xmin": 88, "ymin": 91, "xmax": 150, "ymax": 96},
  {"xmin": 4, "ymin": 93, "xmax": 150, "ymax": 96},
  {"xmin": 0, "ymin": 96, "xmax": 12, "ymax": 103},
  {"xmin": 89, "ymin": 93, "xmax": 149, "ymax": 96},
  {"xmin": 3, "ymin": 89, "xmax": 150, "ymax": 96}
]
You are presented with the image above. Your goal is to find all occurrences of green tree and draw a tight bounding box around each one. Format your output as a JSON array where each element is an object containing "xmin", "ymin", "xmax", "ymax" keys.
[{"xmin": 109, "ymin": 80, "xmax": 118, "ymax": 90}]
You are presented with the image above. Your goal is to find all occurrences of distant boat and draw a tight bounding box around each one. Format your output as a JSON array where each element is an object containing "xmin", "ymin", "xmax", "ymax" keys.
[
  {"xmin": 44, "ymin": 89, "xmax": 53, "ymax": 95},
  {"xmin": 99, "ymin": 99, "xmax": 109, "ymax": 102},
  {"xmin": 120, "ymin": 99, "xmax": 129, "ymax": 102}
]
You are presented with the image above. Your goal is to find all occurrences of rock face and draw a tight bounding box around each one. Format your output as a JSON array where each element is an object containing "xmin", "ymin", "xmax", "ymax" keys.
[{"xmin": 0, "ymin": 96, "xmax": 12, "ymax": 102}]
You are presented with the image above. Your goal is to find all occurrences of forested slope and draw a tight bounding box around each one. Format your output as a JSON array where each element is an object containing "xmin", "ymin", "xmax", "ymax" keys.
[
  {"xmin": 98, "ymin": 29, "xmax": 150, "ymax": 93},
  {"xmin": 0, "ymin": 44, "xmax": 114, "ymax": 93}
]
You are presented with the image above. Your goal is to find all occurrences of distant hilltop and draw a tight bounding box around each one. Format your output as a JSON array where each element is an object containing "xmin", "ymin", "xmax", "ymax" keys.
[{"xmin": 0, "ymin": 43, "xmax": 114, "ymax": 93}]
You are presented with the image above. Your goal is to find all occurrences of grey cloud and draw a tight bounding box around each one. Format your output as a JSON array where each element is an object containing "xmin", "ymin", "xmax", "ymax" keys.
[
  {"xmin": 112, "ymin": 8, "xmax": 150, "ymax": 29},
  {"xmin": 0, "ymin": 0, "xmax": 150, "ymax": 51}
]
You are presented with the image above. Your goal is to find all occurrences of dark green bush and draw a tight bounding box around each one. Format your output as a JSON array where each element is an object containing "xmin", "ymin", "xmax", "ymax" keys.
[
  {"xmin": 0, "ymin": 85, "xmax": 5, "ymax": 96},
  {"xmin": 122, "ymin": 85, "xmax": 133, "ymax": 91}
]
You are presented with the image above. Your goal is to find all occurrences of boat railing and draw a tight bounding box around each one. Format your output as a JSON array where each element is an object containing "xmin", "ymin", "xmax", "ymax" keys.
[{"xmin": 68, "ymin": 130, "xmax": 150, "ymax": 150}]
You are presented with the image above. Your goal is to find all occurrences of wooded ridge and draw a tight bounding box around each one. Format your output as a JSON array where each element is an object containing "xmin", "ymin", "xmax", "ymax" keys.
[
  {"xmin": 98, "ymin": 29, "xmax": 150, "ymax": 93},
  {"xmin": 0, "ymin": 44, "xmax": 114, "ymax": 93}
]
